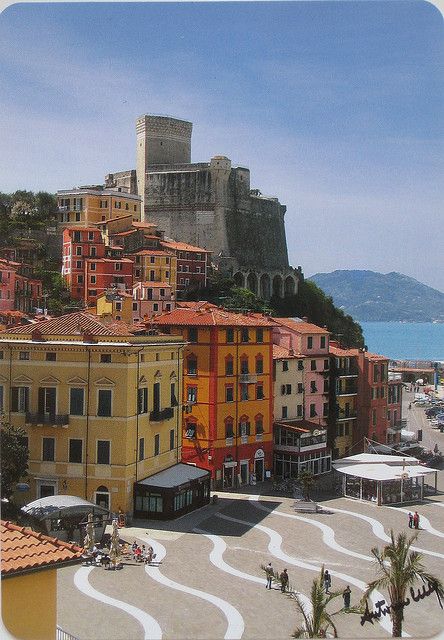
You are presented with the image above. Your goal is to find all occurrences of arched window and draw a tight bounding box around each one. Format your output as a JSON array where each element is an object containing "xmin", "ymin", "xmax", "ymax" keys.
[
  {"xmin": 255, "ymin": 353, "xmax": 263, "ymax": 374},
  {"xmin": 187, "ymin": 353, "xmax": 197, "ymax": 375},
  {"xmin": 240, "ymin": 355, "xmax": 249, "ymax": 374},
  {"xmin": 255, "ymin": 414, "xmax": 264, "ymax": 434},
  {"xmin": 95, "ymin": 485, "xmax": 110, "ymax": 510},
  {"xmin": 225, "ymin": 416, "xmax": 234, "ymax": 438},
  {"xmin": 225, "ymin": 354, "xmax": 234, "ymax": 376},
  {"xmin": 239, "ymin": 415, "xmax": 250, "ymax": 436}
]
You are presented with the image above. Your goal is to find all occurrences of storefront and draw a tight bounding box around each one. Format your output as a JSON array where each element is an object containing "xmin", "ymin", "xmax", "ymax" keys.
[
  {"xmin": 134, "ymin": 463, "xmax": 211, "ymax": 520},
  {"xmin": 333, "ymin": 453, "xmax": 437, "ymax": 506},
  {"xmin": 273, "ymin": 420, "xmax": 331, "ymax": 479}
]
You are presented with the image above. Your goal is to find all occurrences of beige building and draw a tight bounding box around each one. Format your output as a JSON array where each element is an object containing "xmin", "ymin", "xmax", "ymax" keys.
[
  {"xmin": 57, "ymin": 187, "xmax": 141, "ymax": 229},
  {"xmin": 0, "ymin": 312, "xmax": 185, "ymax": 516}
]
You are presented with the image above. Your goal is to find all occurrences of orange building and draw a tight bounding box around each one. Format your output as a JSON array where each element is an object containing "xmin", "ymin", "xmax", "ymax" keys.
[{"xmin": 154, "ymin": 305, "xmax": 275, "ymax": 488}]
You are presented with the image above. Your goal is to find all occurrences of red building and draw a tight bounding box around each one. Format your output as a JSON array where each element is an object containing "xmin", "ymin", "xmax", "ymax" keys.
[
  {"xmin": 355, "ymin": 350, "xmax": 390, "ymax": 448},
  {"xmin": 387, "ymin": 379, "xmax": 403, "ymax": 445},
  {"xmin": 0, "ymin": 258, "xmax": 42, "ymax": 314},
  {"xmin": 84, "ymin": 257, "xmax": 134, "ymax": 305},
  {"xmin": 160, "ymin": 240, "xmax": 210, "ymax": 296},
  {"xmin": 62, "ymin": 227, "xmax": 105, "ymax": 300}
]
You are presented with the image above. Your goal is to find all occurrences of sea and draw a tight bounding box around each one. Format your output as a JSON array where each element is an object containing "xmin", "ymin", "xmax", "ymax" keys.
[{"xmin": 360, "ymin": 322, "xmax": 444, "ymax": 362}]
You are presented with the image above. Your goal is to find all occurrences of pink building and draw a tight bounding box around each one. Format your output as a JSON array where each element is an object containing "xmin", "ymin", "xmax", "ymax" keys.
[
  {"xmin": 0, "ymin": 259, "xmax": 19, "ymax": 312},
  {"xmin": 132, "ymin": 281, "xmax": 175, "ymax": 321},
  {"xmin": 271, "ymin": 318, "xmax": 331, "ymax": 427},
  {"xmin": 0, "ymin": 259, "xmax": 42, "ymax": 313}
]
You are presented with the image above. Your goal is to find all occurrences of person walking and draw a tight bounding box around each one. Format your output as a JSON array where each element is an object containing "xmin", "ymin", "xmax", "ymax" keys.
[
  {"xmin": 408, "ymin": 512, "xmax": 413, "ymax": 528},
  {"xmin": 342, "ymin": 586, "xmax": 351, "ymax": 609},
  {"xmin": 280, "ymin": 568, "xmax": 289, "ymax": 593},
  {"xmin": 324, "ymin": 569, "xmax": 332, "ymax": 594},
  {"xmin": 413, "ymin": 511, "xmax": 420, "ymax": 529},
  {"xmin": 265, "ymin": 562, "xmax": 273, "ymax": 589}
]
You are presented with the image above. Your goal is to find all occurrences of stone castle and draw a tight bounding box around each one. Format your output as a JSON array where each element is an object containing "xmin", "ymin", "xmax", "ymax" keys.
[{"xmin": 105, "ymin": 115, "xmax": 301, "ymax": 299}]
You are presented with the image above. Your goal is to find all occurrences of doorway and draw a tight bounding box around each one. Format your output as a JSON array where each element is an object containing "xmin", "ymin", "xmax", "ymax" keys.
[
  {"xmin": 254, "ymin": 458, "xmax": 264, "ymax": 482},
  {"xmin": 223, "ymin": 465, "xmax": 234, "ymax": 488},
  {"xmin": 240, "ymin": 460, "xmax": 249, "ymax": 485}
]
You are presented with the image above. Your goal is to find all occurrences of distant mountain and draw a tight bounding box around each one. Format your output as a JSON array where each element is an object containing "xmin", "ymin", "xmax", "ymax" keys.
[{"xmin": 308, "ymin": 270, "xmax": 444, "ymax": 322}]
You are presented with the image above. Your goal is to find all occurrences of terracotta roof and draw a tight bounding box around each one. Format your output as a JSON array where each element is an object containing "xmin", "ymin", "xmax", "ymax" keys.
[
  {"xmin": 97, "ymin": 215, "xmax": 134, "ymax": 226},
  {"xmin": 132, "ymin": 221, "xmax": 157, "ymax": 229},
  {"xmin": 161, "ymin": 240, "xmax": 210, "ymax": 253},
  {"xmin": 132, "ymin": 249, "xmax": 172, "ymax": 257},
  {"xmin": 112, "ymin": 230, "xmax": 136, "ymax": 237},
  {"xmin": 1, "ymin": 520, "xmax": 83, "ymax": 576},
  {"xmin": 64, "ymin": 227, "xmax": 100, "ymax": 233},
  {"xmin": 1, "ymin": 312, "xmax": 132, "ymax": 337},
  {"xmin": 272, "ymin": 344, "xmax": 302, "ymax": 359},
  {"xmin": 154, "ymin": 307, "xmax": 275, "ymax": 327},
  {"xmin": 273, "ymin": 318, "xmax": 330, "ymax": 335},
  {"xmin": 329, "ymin": 345, "xmax": 360, "ymax": 357},
  {"xmin": 176, "ymin": 301, "xmax": 216, "ymax": 309},
  {"xmin": 85, "ymin": 257, "xmax": 133, "ymax": 263},
  {"xmin": 135, "ymin": 281, "xmax": 171, "ymax": 288},
  {"xmin": 365, "ymin": 351, "xmax": 389, "ymax": 361}
]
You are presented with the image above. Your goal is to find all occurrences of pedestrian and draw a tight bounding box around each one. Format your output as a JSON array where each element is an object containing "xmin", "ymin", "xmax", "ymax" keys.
[
  {"xmin": 408, "ymin": 403, "xmax": 412, "ymax": 410},
  {"xmin": 408, "ymin": 512, "xmax": 413, "ymax": 528},
  {"xmin": 324, "ymin": 569, "xmax": 331, "ymax": 594},
  {"xmin": 342, "ymin": 586, "xmax": 351, "ymax": 609},
  {"xmin": 145, "ymin": 546, "xmax": 153, "ymax": 564},
  {"xmin": 265, "ymin": 562, "xmax": 273, "ymax": 589},
  {"xmin": 413, "ymin": 511, "xmax": 420, "ymax": 529},
  {"xmin": 280, "ymin": 568, "xmax": 289, "ymax": 593}
]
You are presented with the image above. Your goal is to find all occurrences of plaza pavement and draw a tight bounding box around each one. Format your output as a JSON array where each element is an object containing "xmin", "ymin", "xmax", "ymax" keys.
[{"xmin": 57, "ymin": 474, "xmax": 444, "ymax": 640}]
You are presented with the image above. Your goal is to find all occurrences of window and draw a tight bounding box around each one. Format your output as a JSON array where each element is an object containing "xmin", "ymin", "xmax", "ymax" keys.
[
  {"xmin": 297, "ymin": 404, "xmax": 303, "ymax": 417},
  {"xmin": 256, "ymin": 328, "xmax": 264, "ymax": 343},
  {"xmin": 169, "ymin": 429, "xmax": 175, "ymax": 450},
  {"xmin": 91, "ymin": 247, "xmax": 97, "ymax": 257},
  {"xmin": 255, "ymin": 417, "xmax": 264, "ymax": 434},
  {"xmin": 310, "ymin": 381, "xmax": 317, "ymax": 393},
  {"xmin": 139, "ymin": 437, "xmax": 145, "ymax": 461},
  {"xmin": 255, "ymin": 357, "xmax": 263, "ymax": 374},
  {"xmin": 307, "ymin": 336, "xmax": 313, "ymax": 349},
  {"xmin": 90, "ymin": 262, "xmax": 96, "ymax": 271},
  {"xmin": 11, "ymin": 387, "xmax": 29, "ymax": 412},
  {"xmin": 97, "ymin": 389, "xmax": 112, "ymax": 416},
  {"xmin": 323, "ymin": 379, "xmax": 329, "ymax": 393},
  {"xmin": 310, "ymin": 360, "xmax": 317, "ymax": 371},
  {"xmin": 256, "ymin": 384, "xmax": 264, "ymax": 400},
  {"xmin": 150, "ymin": 256, "xmax": 156, "ymax": 264},
  {"xmin": 88, "ymin": 289, "xmax": 97, "ymax": 297},
  {"xmin": 138, "ymin": 388, "xmax": 148, "ymax": 414},
  {"xmin": 46, "ymin": 352, "xmax": 56, "ymax": 361},
  {"xmin": 240, "ymin": 358, "xmax": 249, "ymax": 374},
  {"xmin": 153, "ymin": 382, "xmax": 160, "ymax": 412},
  {"xmin": 19, "ymin": 351, "xmax": 29, "ymax": 360},
  {"xmin": 226, "ymin": 328, "xmax": 234, "ymax": 343},
  {"xmin": 153, "ymin": 303, "xmax": 159, "ymax": 311},
  {"xmin": 310, "ymin": 404, "xmax": 317, "ymax": 418},
  {"xmin": 77, "ymin": 275, "xmax": 83, "ymax": 284},
  {"xmin": 241, "ymin": 328, "xmax": 249, "ymax": 343},
  {"xmin": 297, "ymin": 383, "xmax": 303, "ymax": 393},
  {"xmin": 324, "ymin": 359, "xmax": 329, "ymax": 370},
  {"xmin": 76, "ymin": 261, "xmax": 82, "ymax": 269},
  {"xmin": 69, "ymin": 439, "xmax": 82, "ymax": 463},
  {"xmin": 187, "ymin": 386, "xmax": 197, "ymax": 404},
  {"xmin": 171, "ymin": 382, "xmax": 178, "ymax": 407},
  {"xmin": 160, "ymin": 288, "xmax": 165, "ymax": 297},
  {"xmin": 154, "ymin": 434, "xmax": 160, "ymax": 456},
  {"xmin": 239, "ymin": 420, "xmax": 250, "ymax": 436},
  {"xmin": 225, "ymin": 357, "xmax": 234, "ymax": 376},
  {"xmin": 97, "ymin": 440, "xmax": 110, "ymax": 464},
  {"xmin": 76, "ymin": 246, "xmax": 82, "ymax": 256},
  {"xmin": 298, "ymin": 360, "xmax": 304, "ymax": 370},
  {"xmin": 88, "ymin": 231, "xmax": 95, "ymax": 240},
  {"xmin": 240, "ymin": 384, "xmax": 249, "ymax": 401},
  {"xmin": 323, "ymin": 402, "xmax": 329, "ymax": 417},
  {"xmin": 115, "ymin": 302, "xmax": 122, "ymax": 311},
  {"xmin": 225, "ymin": 386, "xmax": 234, "ymax": 402},
  {"xmin": 42, "ymin": 437, "xmax": 55, "ymax": 461},
  {"xmin": 115, "ymin": 263, "xmax": 123, "ymax": 271},
  {"xmin": 70, "ymin": 388, "xmax": 84, "ymax": 415},
  {"xmin": 188, "ymin": 327, "xmax": 198, "ymax": 343},
  {"xmin": 90, "ymin": 275, "xmax": 96, "ymax": 284},
  {"xmin": 282, "ymin": 360, "xmax": 289, "ymax": 372},
  {"xmin": 100, "ymin": 354, "xmax": 111, "ymax": 363},
  {"xmin": 225, "ymin": 418, "xmax": 234, "ymax": 438},
  {"xmin": 320, "ymin": 336, "xmax": 326, "ymax": 349},
  {"xmin": 73, "ymin": 231, "xmax": 81, "ymax": 242},
  {"xmin": 281, "ymin": 406, "xmax": 288, "ymax": 419},
  {"xmin": 187, "ymin": 357, "xmax": 198, "ymax": 375}
]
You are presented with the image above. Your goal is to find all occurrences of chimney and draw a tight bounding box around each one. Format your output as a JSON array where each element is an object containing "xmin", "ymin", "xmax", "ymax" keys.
[{"xmin": 302, "ymin": 316, "xmax": 308, "ymax": 322}]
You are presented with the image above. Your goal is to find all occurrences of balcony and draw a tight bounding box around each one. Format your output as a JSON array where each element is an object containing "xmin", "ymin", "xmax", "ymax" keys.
[
  {"xmin": 337, "ymin": 385, "xmax": 358, "ymax": 396},
  {"xmin": 337, "ymin": 410, "xmax": 357, "ymax": 421},
  {"xmin": 149, "ymin": 407, "xmax": 174, "ymax": 422},
  {"xmin": 225, "ymin": 437, "xmax": 234, "ymax": 446},
  {"xmin": 239, "ymin": 373, "xmax": 257, "ymax": 384},
  {"xmin": 255, "ymin": 433, "xmax": 263, "ymax": 442},
  {"xmin": 26, "ymin": 413, "xmax": 69, "ymax": 427}
]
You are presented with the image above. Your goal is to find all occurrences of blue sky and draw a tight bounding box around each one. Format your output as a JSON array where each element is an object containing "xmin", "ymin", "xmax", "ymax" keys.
[{"xmin": 0, "ymin": 1, "xmax": 442, "ymax": 290}]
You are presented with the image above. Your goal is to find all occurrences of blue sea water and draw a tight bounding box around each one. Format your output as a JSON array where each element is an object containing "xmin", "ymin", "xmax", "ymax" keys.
[{"xmin": 360, "ymin": 322, "xmax": 444, "ymax": 361}]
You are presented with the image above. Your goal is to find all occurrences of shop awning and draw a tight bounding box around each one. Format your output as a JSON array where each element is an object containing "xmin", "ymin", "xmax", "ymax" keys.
[
  {"xmin": 335, "ymin": 463, "xmax": 434, "ymax": 481},
  {"xmin": 136, "ymin": 463, "xmax": 210, "ymax": 489}
]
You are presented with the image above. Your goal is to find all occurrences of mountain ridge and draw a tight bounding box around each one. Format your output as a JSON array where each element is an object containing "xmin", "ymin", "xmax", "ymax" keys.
[{"xmin": 308, "ymin": 270, "xmax": 444, "ymax": 322}]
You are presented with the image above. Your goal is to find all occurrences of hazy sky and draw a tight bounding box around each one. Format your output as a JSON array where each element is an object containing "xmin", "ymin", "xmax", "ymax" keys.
[{"xmin": 0, "ymin": 1, "xmax": 442, "ymax": 290}]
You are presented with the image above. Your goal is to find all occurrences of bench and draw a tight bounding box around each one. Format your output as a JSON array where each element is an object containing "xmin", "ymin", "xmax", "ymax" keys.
[{"xmin": 293, "ymin": 500, "xmax": 319, "ymax": 513}]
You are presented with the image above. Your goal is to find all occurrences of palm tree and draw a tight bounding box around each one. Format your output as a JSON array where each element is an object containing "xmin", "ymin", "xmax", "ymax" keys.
[
  {"xmin": 364, "ymin": 529, "xmax": 444, "ymax": 637},
  {"xmin": 261, "ymin": 564, "xmax": 342, "ymax": 638},
  {"xmin": 298, "ymin": 470, "xmax": 316, "ymax": 501}
]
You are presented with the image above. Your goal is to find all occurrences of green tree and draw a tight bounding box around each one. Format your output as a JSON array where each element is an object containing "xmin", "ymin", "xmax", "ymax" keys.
[
  {"xmin": 364, "ymin": 530, "xmax": 444, "ymax": 637},
  {"xmin": 0, "ymin": 421, "xmax": 29, "ymax": 501},
  {"xmin": 298, "ymin": 470, "xmax": 316, "ymax": 501}
]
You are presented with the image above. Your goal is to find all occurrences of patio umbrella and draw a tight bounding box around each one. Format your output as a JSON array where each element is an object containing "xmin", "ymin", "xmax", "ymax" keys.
[
  {"xmin": 108, "ymin": 518, "xmax": 121, "ymax": 569},
  {"xmin": 83, "ymin": 512, "xmax": 95, "ymax": 553}
]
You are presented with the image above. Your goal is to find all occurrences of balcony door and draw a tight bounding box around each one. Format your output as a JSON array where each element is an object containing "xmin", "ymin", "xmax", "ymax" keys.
[{"xmin": 38, "ymin": 387, "xmax": 56, "ymax": 418}]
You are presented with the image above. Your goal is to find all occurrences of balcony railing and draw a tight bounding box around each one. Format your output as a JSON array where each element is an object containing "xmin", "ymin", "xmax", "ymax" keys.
[
  {"xmin": 57, "ymin": 627, "xmax": 80, "ymax": 640},
  {"xmin": 149, "ymin": 407, "xmax": 174, "ymax": 422},
  {"xmin": 337, "ymin": 386, "xmax": 358, "ymax": 396},
  {"xmin": 239, "ymin": 373, "xmax": 257, "ymax": 384},
  {"xmin": 26, "ymin": 413, "xmax": 69, "ymax": 427},
  {"xmin": 338, "ymin": 411, "xmax": 357, "ymax": 420}
]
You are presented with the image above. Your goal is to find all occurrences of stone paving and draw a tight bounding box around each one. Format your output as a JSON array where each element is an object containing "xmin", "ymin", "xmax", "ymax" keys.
[{"xmin": 57, "ymin": 473, "xmax": 444, "ymax": 640}]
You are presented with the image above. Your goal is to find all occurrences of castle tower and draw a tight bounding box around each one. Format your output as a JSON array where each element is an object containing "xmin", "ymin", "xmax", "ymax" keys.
[{"xmin": 136, "ymin": 115, "xmax": 192, "ymax": 199}]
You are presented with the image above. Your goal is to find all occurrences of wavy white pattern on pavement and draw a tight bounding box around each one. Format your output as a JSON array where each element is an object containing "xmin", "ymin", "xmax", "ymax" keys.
[
  {"xmin": 193, "ymin": 526, "xmax": 313, "ymax": 617},
  {"xmin": 386, "ymin": 506, "xmax": 444, "ymax": 538},
  {"xmin": 248, "ymin": 496, "xmax": 374, "ymax": 562},
  {"xmin": 215, "ymin": 512, "xmax": 405, "ymax": 637},
  {"xmin": 326, "ymin": 506, "xmax": 444, "ymax": 560},
  {"xmin": 142, "ymin": 535, "xmax": 245, "ymax": 640},
  {"xmin": 74, "ymin": 565, "xmax": 162, "ymax": 640}
]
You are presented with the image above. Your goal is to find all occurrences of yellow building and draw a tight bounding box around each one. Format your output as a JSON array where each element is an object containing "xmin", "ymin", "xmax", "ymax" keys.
[
  {"xmin": 1, "ymin": 519, "xmax": 83, "ymax": 640},
  {"xmin": 0, "ymin": 312, "xmax": 186, "ymax": 516},
  {"xmin": 155, "ymin": 305, "xmax": 275, "ymax": 489},
  {"xmin": 132, "ymin": 249, "xmax": 177, "ymax": 292},
  {"xmin": 330, "ymin": 344, "xmax": 359, "ymax": 458},
  {"xmin": 96, "ymin": 289, "xmax": 134, "ymax": 323},
  {"xmin": 57, "ymin": 187, "xmax": 141, "ymax": 228}
]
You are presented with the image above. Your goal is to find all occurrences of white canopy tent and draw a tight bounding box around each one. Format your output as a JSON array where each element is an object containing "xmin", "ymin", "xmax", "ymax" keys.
[{"xmin": 333, "ymin": 453, "xmax": 437, "ymax": 505}]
